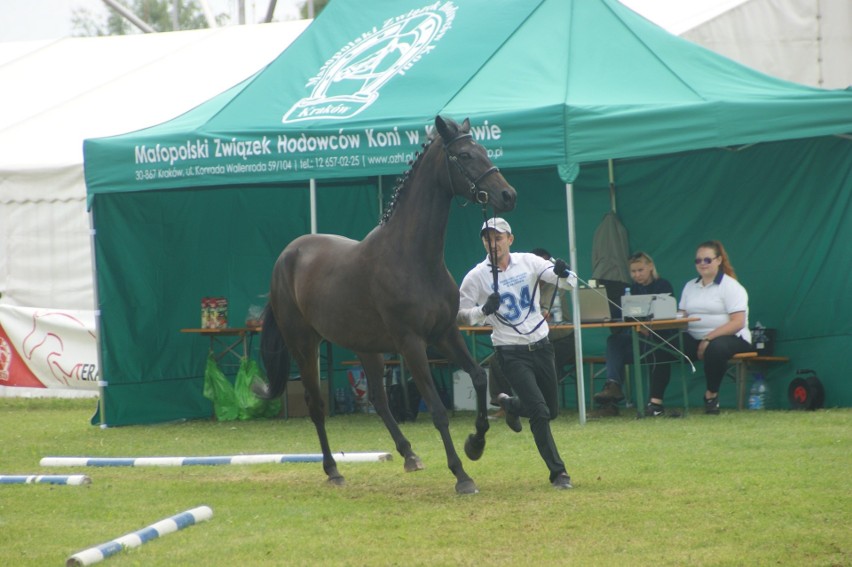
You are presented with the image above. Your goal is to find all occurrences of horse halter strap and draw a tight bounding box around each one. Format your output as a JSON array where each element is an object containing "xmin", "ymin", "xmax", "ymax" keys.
[{"xmin": 444, "ymin": 133, "xmax": 500, "ymax": 204}]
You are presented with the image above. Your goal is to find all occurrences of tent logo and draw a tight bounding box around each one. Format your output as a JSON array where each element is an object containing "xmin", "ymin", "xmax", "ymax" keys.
[{"xmin": 282, "ymin": 1, "xmax": 456, "ymax": 124}]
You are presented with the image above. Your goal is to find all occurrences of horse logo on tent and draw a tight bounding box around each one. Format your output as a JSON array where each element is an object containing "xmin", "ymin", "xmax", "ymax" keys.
[
  {"xmin": 20, "ymin": 311, "xmax": 98, "ymax": 387},
  {"xmin": 282, "ymin": 1, "xmax": 456, "ymax": 123}
]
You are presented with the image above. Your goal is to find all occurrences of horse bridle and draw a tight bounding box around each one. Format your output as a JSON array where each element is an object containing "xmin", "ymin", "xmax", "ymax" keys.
[
  {"xmin": 443, "ymin": 131, "xmax": 509, "ymax": 325},
  {"xmin": 443, "ymin": 133, "xmax": 500, "ymax": 205}
]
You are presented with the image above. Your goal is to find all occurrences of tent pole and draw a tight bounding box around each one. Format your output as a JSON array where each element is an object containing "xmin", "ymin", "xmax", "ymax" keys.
[
  {"xmin": 198, "ymin": 0, "xmax": 218, "ymax": 27},
  {"xmin": 263, "ymin": 0, "xmax": 278, "ymax": 23},
  {"xmin": 566, "ymin": 182, "xmax": 586, "ymax": 425},
  {"xmin": 310, "ymin": 179, "xmax": 317, "ymax": 234},
  {"xmin": 88, "ymin": 210, "xmax": 108, "ymax": 427},
  {"xmin": 100, "ymin": 0, "xmax": 156, "ymax": 33}
]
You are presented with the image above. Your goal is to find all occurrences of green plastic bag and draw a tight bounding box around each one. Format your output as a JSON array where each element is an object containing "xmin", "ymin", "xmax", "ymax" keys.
[
  {"xmin": 234, "ymin": 357, "xmax": 281, "ymax": 419},
  {"xmin": 202, "ymin": 355, "xmax": 240, "ymax": 421}
]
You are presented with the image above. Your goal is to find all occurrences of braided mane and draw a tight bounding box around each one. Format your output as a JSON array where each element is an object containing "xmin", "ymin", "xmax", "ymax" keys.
[{"xmin": 380, "ymin": 135, "xmax": 438, "ymax": 225}]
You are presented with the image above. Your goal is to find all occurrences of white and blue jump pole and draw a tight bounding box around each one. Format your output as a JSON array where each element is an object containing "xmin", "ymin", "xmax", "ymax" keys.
[
  {"xmin": 66, "ymin": 505, "xmax": 213, "ymax": 567},
  {"xmin": 41, "ymin": 452, "xmax": 392, "ymax": 467},
  {"xmin": 0, "ymin": 474, "xmax": 91, "ymax": 485}
]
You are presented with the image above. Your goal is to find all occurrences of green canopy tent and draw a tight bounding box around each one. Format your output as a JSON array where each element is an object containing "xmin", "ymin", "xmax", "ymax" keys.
[{"xmin": 84, "ymin": 0, "xmax": 852, "ymax": 426}]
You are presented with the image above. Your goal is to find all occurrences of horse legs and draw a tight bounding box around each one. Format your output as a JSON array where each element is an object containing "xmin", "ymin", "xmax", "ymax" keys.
[
  {"xmin": 434, "ymin": 329, "xmax": 490, "ymax": 461},
  {"xmin": 291, "ymin": 343, "xmax": 344, "ymax": 486},
  {"xmin": 357, "ymin": 353, "xmax": 423, "ymax": 473},
  {"xmin": 398, "ymin": 341, "xmax": 478, "ymax": 495}
]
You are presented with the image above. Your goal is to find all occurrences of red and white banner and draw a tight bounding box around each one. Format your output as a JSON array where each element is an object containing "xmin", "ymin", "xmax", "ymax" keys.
[{"xmin": 0, "ymin": 305, "xmax": 99, "ymax": 397}]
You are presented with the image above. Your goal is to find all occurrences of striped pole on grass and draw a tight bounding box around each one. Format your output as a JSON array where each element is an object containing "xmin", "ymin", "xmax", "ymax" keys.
[
  {"xmin": 41, "ymin": 451, "xmax": 392, "ymax": 467},
  {"xmin": 66, "ymin": 505, "xmax": 212, "ymax": 567},
  {"xmin": 0, "ymin": 474, "xmax": 91, "ymax": 485}
]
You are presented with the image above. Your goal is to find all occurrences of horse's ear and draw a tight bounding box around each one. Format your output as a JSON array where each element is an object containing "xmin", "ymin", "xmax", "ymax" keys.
[
  {"xmin": 434, "ymin": 115, "xmax": 454, "ymax": 143},
  {"xmin": 461, "ymin": 118, "xmax": 471, "ymax": 132}
]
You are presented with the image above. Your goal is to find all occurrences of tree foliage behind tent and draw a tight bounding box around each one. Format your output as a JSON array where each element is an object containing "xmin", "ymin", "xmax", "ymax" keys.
[{"xmin": 72, "ymin": 0, "xmax": 226, "ymax": 37}]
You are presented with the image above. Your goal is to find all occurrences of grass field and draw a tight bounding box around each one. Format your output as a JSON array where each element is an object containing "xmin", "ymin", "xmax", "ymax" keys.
[{"xmin": 0, "ymin": 398, "xmax": 849, "ymax": 566}]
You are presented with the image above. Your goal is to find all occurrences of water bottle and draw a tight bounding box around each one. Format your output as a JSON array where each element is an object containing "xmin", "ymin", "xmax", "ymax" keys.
[
  {"xmin": 748, "ymin": 373, "xmax": 767, "ymax": 410},
  {"xmin": 624, "ymin": 287, "xmax": 631, "ymax": 296},
  {"xmin": 551, "ymin": 292, "xmax": 563, "ymax": 323}
]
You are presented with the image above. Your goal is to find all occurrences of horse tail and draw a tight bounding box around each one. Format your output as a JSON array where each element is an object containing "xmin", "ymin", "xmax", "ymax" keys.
[{"xmin": 254, "ymin": 305, "xmax": 290, "ymax": 400}]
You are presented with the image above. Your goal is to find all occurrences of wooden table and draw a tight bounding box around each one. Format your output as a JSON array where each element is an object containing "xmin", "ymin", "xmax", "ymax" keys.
[
  {"xmin": 459, "ymin": 318, "xmax": 698, "ymax": 416},
  {"xmin": 180, "ymin": 327, "xmax": 261, "ymax": 370}
]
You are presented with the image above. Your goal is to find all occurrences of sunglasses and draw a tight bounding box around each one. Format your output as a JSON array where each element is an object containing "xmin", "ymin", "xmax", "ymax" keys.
[{"xmin": 694, "ymin": 257, "xmax": 717, "ymax": 265}]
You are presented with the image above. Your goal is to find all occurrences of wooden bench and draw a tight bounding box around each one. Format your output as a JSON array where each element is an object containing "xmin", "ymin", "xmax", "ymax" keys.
[
  {"xmin": 729, "ymin": 353, "xmax": 790, "ymax": 410},
  {"xmin": 558, "ymin": 356, "xmax": 608, "ymax": 409},
  {"xmin": 565, "ymin": 352, "xmax": 790, "ymax": 412}
]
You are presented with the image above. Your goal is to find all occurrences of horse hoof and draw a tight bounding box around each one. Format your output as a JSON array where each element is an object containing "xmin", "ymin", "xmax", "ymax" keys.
[
  {"xmin": 464, "ymin": 434, "xmax": 486, "ymax": 461},
  {"xmin": 455, "ymin": 479, "xmax": 479, "ymax": 495},
  {"xmin": 327, "ymin": 475, "xmax": 346, "ymax": 487},
  {"xmin": 404, "ymin": 454, "xmax": 424, "ymax": 473}
]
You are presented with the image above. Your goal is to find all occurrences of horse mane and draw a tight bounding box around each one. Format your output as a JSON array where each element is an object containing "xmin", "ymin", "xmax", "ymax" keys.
[{"xmin": 380, "ymin": 132, "xmax": 439, "ymax": 225}]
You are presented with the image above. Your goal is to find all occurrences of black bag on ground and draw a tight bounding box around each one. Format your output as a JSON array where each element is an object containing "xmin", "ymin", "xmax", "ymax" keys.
[
  {"xmin": 386, "ymin": 367, "xmax": 420, "ymax": 422},
  {"xmin": 552, "ymin": 334, "xmax": 576, "ymax": 373}
]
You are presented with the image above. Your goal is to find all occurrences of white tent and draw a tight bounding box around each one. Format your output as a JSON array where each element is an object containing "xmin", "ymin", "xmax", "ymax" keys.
[
  {"xmin": 0, "ymin": 20, "xmax": 310, "ymax": 311},
  {"xmin": 621, "ymin": 0, "xmax": 852, "ymax": 89}
]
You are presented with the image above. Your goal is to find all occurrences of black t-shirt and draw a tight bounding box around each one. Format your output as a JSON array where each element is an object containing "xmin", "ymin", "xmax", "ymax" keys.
[{"xmin": 629, "ymin": 278, "xmax": 674, "ymax": 297}]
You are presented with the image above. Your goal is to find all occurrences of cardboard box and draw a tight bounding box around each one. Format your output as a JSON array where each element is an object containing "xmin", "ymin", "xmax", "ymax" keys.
[
  {"xmin": 453, "ymin": 369, "xmax": 490, "ymax": 411},
  {"xmin": 285, "ymin": 379, "xmax": 329, "ymax": 418}
]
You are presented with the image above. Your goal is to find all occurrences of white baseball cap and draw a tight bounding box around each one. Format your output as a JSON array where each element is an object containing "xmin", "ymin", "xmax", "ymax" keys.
[{"xmin": 480, "ymin": 217, "xmax": 512, "ymax": 236}]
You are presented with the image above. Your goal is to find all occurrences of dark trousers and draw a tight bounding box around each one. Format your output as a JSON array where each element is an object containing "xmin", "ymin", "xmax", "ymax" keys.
[
  {"xmin": 497, "ymin": 344, "xmax": 566, "ymax": 481},
  {"xmin": 605, "ymin": 330, "xmax": 675, "ymax": 401},
  {"xmin": 488, "ymin": 354, "xmax": 513, "ymax": 406},
  {"xmin": 683, "ymin": 334, "xmax": 753, "ymax": 394},
  {"xmin": 489, "ymin": 334, "xmax": 574, "ymax": 404}
]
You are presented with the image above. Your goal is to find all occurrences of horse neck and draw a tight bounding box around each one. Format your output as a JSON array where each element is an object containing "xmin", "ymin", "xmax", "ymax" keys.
[{"xmin": 382, "ymin": 152, "xmax": 453, "ymax": 265}]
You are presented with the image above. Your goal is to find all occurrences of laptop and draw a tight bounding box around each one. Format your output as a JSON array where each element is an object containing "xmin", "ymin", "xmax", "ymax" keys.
[
  {"xmin": 576, "ymin": 287, "xmax": 613, "ymax": 323},
  {"xmin": 621, "ymin": 293, "xmax": 677, "ymax": 320}
]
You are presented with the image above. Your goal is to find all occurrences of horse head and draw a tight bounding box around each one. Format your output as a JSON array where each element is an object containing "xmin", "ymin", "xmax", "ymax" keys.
[{"xmin": 435, "ymin": 115, "xmax": 516, "ymax": 213}]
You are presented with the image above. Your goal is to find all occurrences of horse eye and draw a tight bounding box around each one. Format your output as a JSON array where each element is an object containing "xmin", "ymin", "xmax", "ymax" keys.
[{"xmin": 458, "ymin": 152, "xmax": 472, "ymax": 160}]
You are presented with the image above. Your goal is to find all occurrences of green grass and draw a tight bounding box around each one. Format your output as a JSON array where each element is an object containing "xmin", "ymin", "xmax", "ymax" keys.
[{"xmin": 0, "ymin": 399, "xmax": 849, "ymax": 566}]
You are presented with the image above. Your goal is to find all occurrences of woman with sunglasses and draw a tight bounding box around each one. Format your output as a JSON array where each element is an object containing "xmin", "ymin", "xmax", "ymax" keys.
[{"xmin": 679, "ymin": 240, "xmax": 752, "ymax": 414}]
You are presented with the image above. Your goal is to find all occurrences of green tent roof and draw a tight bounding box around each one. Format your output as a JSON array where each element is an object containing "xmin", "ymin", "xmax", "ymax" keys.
[{"xmin": 84, "ymin": 0, "xmax": 852, "ymax": 198}]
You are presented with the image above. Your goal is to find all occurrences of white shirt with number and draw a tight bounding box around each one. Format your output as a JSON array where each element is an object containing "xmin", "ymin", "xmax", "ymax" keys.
[{"xmin": 458, "ymin": 252, "xmax": 574, "ymax": 347}]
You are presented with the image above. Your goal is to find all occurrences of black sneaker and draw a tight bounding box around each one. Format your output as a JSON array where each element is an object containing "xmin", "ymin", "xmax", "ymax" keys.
[
  {"xmin": 645, "ymin": 402, "xmax": 665, "ymax": 417},
  {"xmin": 551, "ymin": 472, "xmax": 573, "ymax": 490},
  {"xmin": 497, "ymin": 393, "xmax": 522, "ymax": 433},
  {"xmin": 593, "ymin": 380, "xmax": 625, "ymax": 404},
  {"xmin": 704, "ymin": 396, "xmax": 720, "ymax": 415},
  {"xmin": 644, "ymin": 402, "xmax": 682, "ymax": 418}
]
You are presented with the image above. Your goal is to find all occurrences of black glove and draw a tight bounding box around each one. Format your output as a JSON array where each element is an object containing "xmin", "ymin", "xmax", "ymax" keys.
[
  {"xmin": 482, "ymin": 292, "xmax": 501, "ymax": 316},
  {"xmin": 553, "ymin": 258, "xmax": 571, "ymax": 278}
]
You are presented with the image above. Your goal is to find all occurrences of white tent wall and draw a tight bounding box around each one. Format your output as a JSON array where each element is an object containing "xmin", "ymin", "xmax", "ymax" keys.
[
  {"xmin": 1, "ymin": 183, "xmax": 91, "ymax": 309},
  {"xmin": 0, "ymin": 21, "xmax": 310, "ymax": 396},
  {"xmin": 622, "ymin": 0, "xmax": 852, "ymax": 89},
  {"xmin": 0, "ymin": 20, "xmax": 310, "ymax": 310}
]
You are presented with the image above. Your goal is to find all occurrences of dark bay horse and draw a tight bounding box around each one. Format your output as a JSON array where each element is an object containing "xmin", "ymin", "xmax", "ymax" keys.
[{"xmin": 255, "ymin": 116, "xmax": 516, "ymax": 494}]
